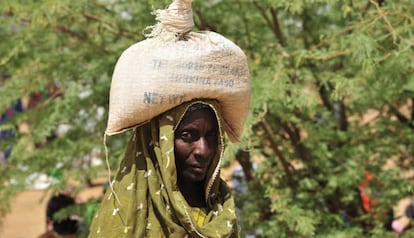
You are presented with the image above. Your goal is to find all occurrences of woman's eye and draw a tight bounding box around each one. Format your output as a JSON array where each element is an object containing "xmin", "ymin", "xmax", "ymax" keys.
[
  {"xmin": 179, "ymin": 130, "xmax": 200, "ymax": 142},
  {"xmin": 180, "ymin": 131, "xmax": 192, "ymax": 140}
]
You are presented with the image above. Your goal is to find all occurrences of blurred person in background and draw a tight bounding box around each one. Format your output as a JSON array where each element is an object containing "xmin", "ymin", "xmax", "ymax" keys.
[{"xmin": 38, "ymin": 191, "xmax": 79, "ymax": 238}]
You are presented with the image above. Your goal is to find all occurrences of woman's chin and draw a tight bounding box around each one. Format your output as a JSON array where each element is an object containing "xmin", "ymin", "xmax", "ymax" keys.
[{"xmin": 183, "ymin": 169, "xmax": 206, "ymax": 183}]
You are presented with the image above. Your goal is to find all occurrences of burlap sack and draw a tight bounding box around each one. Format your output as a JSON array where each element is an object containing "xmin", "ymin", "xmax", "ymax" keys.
[{"xmin": 106, "ymin": 0, "xmax": 250, "ymax": 142}]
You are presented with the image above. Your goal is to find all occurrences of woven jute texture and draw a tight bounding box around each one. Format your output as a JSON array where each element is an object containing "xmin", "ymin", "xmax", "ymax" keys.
[{"xmin": 106, "ymin": 0, "xmax": 250, "ymax": 142}]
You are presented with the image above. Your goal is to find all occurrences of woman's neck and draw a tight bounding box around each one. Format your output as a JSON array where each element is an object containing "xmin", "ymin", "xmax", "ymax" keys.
[{"xmin": 177, "ymin": 179, "xmax": 206, "ymax": 208}]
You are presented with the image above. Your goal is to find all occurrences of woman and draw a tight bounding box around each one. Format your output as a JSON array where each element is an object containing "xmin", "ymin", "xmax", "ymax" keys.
[{"xmin": 89, "ymin": 99, "xmax": 238, "ymax": 237}]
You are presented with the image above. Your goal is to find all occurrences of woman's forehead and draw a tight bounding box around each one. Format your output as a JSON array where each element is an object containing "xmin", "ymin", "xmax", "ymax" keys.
[
  {"xmin": 183, "ymin": 103, "xmax": 211, "ymax": 117},
  {"xmin": 178, "ymin": 107, "xmax": 218, "ymax": 129},
  {"xmin": 168, "ymin": 100, "xmax": 222, "ymax": 132}
]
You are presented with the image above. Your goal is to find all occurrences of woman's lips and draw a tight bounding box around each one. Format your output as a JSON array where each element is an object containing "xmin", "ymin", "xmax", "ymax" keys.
[{"xmin": 191, "ymin": 166, "xmax": 206, "ymax": 174}]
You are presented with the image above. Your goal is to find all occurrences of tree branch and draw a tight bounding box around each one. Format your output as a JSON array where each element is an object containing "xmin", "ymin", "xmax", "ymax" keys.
[
  {"xmin": 369, "ymin": 0, "xmax": 396, "ymax": 44},
  {"xmin": 259, "ymin": 118, "xmax": 296, "ymax": 190},
  {"xmin": 54, "ymin": 25, "xmax": 86, "ymax": 41},
  {"xmin": 411, "ymin": 98, "xmax": 414, "ymax": 121},
  {"xmin": 235, "ymin": 150, "xmax": 254, "ymax": 181},
  {"xmin": 317, "ymin": 81, "xmax": 334, "ymax": 112},
  {"xmin": 81, "ymin": 12, "xmax": 135, "ymax": 39},
  {"xmin": 282, "ymin": 121, "xmax": 313, "ymax": 162},
  {"xmin": 193, "ymin": 9, "xmax": 216, "ymax": 32},
  {"xmin": 338, "ymin": 100, "xmax": 348, "ymax": 131},
  {"xmin": 270, "ymin": 8, "xmax": 285, "ymax": 46},
  {"xmin": 237, "ymin": 1, "xmax": 252, "ymax": 52},
  {"xmin": 362, "ymin": 0, "xmax": 384, "ymax": 16},
  {"xmin": 253, "ymin": 1, "xmax": 285, "ymax": 46},
  {"xmin": 389, "ymin": 104, "xmax": 414, "ymax": 129}
]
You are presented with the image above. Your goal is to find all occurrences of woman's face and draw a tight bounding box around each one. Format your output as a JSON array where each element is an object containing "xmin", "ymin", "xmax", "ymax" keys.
[{"xmin": 174, "ymin": 108, "xmax": 218, "ymax": 183}]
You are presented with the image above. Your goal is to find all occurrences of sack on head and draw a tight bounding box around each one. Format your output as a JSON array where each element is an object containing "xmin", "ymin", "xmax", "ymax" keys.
[{"xmin": 106, "ymin": 0, "xmax": 250, "ymax": 142}]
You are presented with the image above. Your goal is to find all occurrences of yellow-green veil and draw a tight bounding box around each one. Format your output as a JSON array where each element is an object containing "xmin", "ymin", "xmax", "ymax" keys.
[{"xmin": 89, "ymin": 100, "xmax": 238, "ymax": 237}]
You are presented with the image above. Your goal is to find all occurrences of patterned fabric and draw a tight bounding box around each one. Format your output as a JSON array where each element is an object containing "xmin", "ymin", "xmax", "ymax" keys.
[
  {"xmin": 191, "ymin": 207, "xmax": 207, "ymax": 227},
  {"xmin": 89, "ymin": 100, "xmax": 239, "ymax": 237}
]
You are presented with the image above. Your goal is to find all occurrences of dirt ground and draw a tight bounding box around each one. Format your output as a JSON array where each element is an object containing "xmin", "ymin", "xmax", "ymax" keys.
[
  {"xmin": 0, "ymin": 190, "xmax": 50, "ymax": 238},
  {"xmin": 0, "ymin": 185, "xmax": 104, "ymax": 238}
]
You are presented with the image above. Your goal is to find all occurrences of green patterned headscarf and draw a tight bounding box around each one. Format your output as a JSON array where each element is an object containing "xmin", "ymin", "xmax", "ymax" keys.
[{"xmin": 89, "ymin": 100, "xmax": 239, "ymax": 237}]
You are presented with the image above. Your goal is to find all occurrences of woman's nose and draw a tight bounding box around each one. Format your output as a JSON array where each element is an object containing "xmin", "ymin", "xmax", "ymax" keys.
[{"xmin": 193, "ymin": 137, "xmax": 210, "ymax": 158}]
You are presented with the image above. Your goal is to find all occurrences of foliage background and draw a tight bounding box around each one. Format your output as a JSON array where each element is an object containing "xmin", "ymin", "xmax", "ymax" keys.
[{"xmin": 1, "ymin": 0, "xmax": 413, "ymax": 237}]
